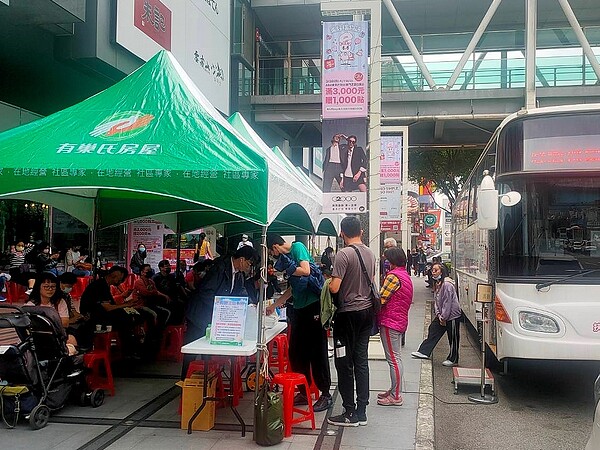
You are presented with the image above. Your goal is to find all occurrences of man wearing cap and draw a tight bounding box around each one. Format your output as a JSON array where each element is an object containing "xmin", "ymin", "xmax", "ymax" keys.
[{"xmin": 237, "ymin": 234, "xmax": 254, "ymax": 250}]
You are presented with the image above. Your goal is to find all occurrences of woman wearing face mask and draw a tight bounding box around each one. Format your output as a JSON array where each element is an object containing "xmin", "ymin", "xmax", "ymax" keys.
[
  {"xmin": 130, "ymin": 244, "xmax": 147, "ymax": 275},
  {"xmin": 411, "ymin": 263, "xmax": 462, "ymax": 367},
  {"xmin": 59, "ymin": 272, "xmax": 91, "ymax": 349}
]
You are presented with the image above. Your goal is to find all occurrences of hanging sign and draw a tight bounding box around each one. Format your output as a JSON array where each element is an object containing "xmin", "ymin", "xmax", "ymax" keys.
[
  {"xmin": 210, "ymin": 296, "xmax": 248, "ymax": 346},
  {"xmin": 322, "ymin": 21, "xmax": 369, "ymax": 119}
]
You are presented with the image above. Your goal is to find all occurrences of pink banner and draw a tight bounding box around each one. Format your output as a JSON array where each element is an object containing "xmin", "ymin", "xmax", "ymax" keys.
[
  {"xmin": 322, "ymin": 21, "xmax": 368, "ymax": 119},
  {"xmin": 380, "ymin": 135, "xmax": 402, "ymax": 184}
]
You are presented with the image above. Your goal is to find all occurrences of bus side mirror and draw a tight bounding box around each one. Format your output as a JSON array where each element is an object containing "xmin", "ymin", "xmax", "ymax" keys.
[{"xmin": 478, "ymin": 174, "xmax": 499, "ymax": 230}]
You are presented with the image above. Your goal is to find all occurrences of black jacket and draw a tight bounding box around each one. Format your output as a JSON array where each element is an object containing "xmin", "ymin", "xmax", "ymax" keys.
[{"xmin": 185, "ymin": 256, "xmax": 247, "ymax": 328}]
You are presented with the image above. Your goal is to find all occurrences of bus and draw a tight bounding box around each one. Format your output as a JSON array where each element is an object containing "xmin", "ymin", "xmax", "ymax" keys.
[{"xmin": 452, "ymin": 104, "xmax": 600, "ymax": 368}]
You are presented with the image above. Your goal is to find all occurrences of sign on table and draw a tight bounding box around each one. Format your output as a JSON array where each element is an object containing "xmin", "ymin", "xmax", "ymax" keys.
[{"xmin": 210, "ymin": 296, "xmax": 248, "ymax": 346}]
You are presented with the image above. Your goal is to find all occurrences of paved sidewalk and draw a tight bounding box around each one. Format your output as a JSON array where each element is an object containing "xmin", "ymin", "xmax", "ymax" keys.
[{"xmin": 3, "ymin": 274, "xmax": 434, "ymax": 450}]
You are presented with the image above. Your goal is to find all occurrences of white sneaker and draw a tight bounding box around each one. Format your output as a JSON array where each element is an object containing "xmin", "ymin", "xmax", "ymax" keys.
[
  {"xmin": 25, "ymin": 288, "xmax": 32, "ymax": 296},
  {"xmin": 442, "ymin": 360, "xmax": 458, "ymax": 367},
  {"xmin": 411, "ymin": 351, "xmax": 429, "ymax": 360}
]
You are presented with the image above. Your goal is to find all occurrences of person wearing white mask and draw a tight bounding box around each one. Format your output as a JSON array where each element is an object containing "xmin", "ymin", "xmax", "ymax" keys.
[
  {"xmin": 130, "ymin": 243, "xmax": 147, "ymax": 275},
  {"xmin": 237, "ymin": 234, "xmax": 254, "ymax": 250}
]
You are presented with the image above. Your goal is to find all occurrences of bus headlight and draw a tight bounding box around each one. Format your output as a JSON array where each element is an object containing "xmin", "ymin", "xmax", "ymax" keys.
[{"xmin": 518, "ymin": 311, "xmax": 560, "ymax": 333}]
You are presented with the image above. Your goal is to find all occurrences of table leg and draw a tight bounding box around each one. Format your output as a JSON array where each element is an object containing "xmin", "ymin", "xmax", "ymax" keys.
[
  {"xmin": 187, "ymin": 355, "xmax": 209, "ymax": 434},
  {"xmin": 228, "ymin": 356, "xmax": 246, "ymax": 436}
]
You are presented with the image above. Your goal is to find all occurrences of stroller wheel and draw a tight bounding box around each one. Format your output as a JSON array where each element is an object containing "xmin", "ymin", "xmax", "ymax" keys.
[
  {"xmin": 29, "ymin": 404, "xmax": 50, "ymax": 430},
  {"xmin": 90, "ymin": 389, "xmax": 105, "ymax": 408}
]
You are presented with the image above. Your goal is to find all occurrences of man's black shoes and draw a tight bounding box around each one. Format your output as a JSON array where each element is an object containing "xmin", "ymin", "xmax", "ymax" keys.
[
  {"xmin": 327, "ymin": 410, "xmax": 359, "ymax": 427},
  {"xmin": 313, "ymin": 394, "xmax": 333, "ymax": 412}
]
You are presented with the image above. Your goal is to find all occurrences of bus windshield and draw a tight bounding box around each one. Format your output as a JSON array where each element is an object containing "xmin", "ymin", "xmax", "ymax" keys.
[{"xmin": 497, "ymin": 175, "xmax": 600, "ymax": 279}]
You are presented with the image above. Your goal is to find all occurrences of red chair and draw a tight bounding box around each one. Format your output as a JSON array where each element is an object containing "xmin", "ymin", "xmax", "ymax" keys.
[
  {"xmin": 93, "ymin": 331, "xmax": 122, "ymax": 363},
  {"xmin": 268, "ymin": 333, "xmax": 289, "ymax": 374},
  {"xmin": 5, "ymin": 282, "xmax": 27, "ymax": 304},
  {"xmin": 158, "ymin": 325, "xmax": 185, "ymax": 362},
  {"xmin": 271, "ymin": 372, "xmax": 315, "ymax": 437},
  {"xmin": 84, "ymin": 350, "xmax": 115, "ymax": 396}
]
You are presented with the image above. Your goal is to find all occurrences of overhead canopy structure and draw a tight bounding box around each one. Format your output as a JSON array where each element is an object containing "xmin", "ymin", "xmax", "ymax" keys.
[
  {"xmin": 228, "ymin": 113, "xmax": 340, "ymax": 236},
  {"xmin": 0, "ymin": 51, "xmax": 320, "ymax": 233}
]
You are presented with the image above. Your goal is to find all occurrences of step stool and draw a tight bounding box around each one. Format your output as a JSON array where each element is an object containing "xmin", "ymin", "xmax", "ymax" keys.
[
  {"xmin": 272, "ymin": 372, "xmax": 315, "ymax": 437},
  {"xmin": 84, "ymin": 350, "xmax": 115, "ymax": 396}
]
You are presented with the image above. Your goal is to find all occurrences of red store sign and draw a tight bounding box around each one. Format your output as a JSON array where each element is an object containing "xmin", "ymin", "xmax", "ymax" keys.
[{"xmin": 134, "ymin": 0, "xmax": 172, "ymax": 51}]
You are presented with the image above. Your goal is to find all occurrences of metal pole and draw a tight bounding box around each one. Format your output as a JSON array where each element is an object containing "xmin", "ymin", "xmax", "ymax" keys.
[
  {"xmin": 382, "ymin": 0, "xmax": 437, "ymax": 90},
  {"xmin": 468, "ymin": 303, "xmax": 498, "ymax": 404},
  {"xmin": 557, "ymin": 0, "xmax": 600, "ymax": 82},
  {"xmin": 254, "ymin": 225, "xmax": 268, "ymax": 400},
  {"xmin": 368, "ymin": 1, "xmax": 382, "ymax": 266},
  {"xmin": 446, "ymin": 0, "xmax": 503, "ymax": 89},
  {"xmin": 175, "ymin": 214, "xmax": 182, "ymax": 278},
  {"xmin": 525, "ymin": 0, "xmax": 537, "ymax": 110}
]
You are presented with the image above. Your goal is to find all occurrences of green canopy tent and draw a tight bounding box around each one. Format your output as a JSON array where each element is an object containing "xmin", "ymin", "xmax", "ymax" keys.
[
  {"xmin": 0, "ymin": 50, "xmax": 321, "ymax": 236},
  {"xmin": 227, "ymin": 112, "xmax": 340, "ymax": 237}
]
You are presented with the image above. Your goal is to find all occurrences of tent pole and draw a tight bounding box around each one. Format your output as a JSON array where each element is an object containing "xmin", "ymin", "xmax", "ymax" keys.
[
  {"xmin": 254, "ymin": 225, "xmax": 268, "ymax": 401},
  {"xmin": 92, "ymin": 195, "xmax": 99, "ymax": 279},
  {"xmin": 175, "ymin": 214, "xmax": 182, "ymax": 277}
]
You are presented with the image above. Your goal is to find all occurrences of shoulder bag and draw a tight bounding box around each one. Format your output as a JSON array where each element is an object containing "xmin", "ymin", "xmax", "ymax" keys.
[{"xmin": 349, "ymin": 245, "xmax": 381, "ymax": 314}]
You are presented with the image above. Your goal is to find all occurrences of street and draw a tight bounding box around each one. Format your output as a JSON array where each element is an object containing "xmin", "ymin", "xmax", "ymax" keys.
[{"xmin": 429, "ymin": 315, "xmax": 600, "ymax": 450}]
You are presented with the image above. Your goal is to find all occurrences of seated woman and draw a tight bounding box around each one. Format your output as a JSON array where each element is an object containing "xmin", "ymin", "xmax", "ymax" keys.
[{"xmin": 25, "ymin": 272, "xmax": 78, "ymax": 355}]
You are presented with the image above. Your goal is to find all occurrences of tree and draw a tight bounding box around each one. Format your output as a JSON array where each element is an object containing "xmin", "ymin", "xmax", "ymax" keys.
[{"xmin": 408, "ymin": 148, "xmax": 482, "ymax": 211}]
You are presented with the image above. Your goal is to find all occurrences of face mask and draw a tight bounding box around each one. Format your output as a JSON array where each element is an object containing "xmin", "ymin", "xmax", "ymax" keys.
[
  {"xmin": 97, "ymin": 251, "xmax": 102, "ymax": 257},
  {"xmin": 43, "ymin": 249, "xmax": 50, "ymax": 254},
  {"xmin": 16, "ymin": 246, "xmax": 24, "ymax": 252},
  {"xmin": 433, "ymin": 274, "xmax": 442, "ymax": 280},
  {"xmin": 62, "ymin": 287, "xmax": 73, "ymax": 294},
  {"xmin": 138, "ymin": 247, "xmax": 146, "ymax": 252}
]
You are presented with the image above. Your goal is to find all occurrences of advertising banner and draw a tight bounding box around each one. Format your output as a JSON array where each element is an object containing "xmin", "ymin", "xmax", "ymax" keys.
[
  {"xmin": 322, "ymin": 21, "xmax": 368, "ymax": 119},
  {"xmin": 127, "ymin": 219, "xmax": 165, "ymax": 269},
  {"xmin": 322, "ymin": 118, "xmax": 368, "ymax": 213},
  {"xmin": 380, "ymin": 184, "xmax": 402, "ymax": 220},
  {"xmin": 380, "ymin": 135, "xmax": 402, "ymax": 184}
]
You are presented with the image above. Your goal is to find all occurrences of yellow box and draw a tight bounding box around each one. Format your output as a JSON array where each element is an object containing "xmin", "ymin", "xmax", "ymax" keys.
[{"xmin": 177, "ymin": 374, "xmax": 217, "ymax": 431}]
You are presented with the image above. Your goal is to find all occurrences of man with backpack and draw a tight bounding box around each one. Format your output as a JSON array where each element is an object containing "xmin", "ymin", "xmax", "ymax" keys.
[{"xmin": 265, "ymin": 234, "xmax": 332, "ymax": 412}]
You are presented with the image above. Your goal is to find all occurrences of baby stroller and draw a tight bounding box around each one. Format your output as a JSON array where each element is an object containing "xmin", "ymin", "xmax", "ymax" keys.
[{"xmin": 0, "ymin": 304, "xmax": 104, "ymax": 429}]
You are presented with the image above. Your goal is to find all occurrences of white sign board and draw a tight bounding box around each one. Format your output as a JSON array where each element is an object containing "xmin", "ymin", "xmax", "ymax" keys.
[
  {"xmin": 380, "ymin": 184, "xmax": 402, "ymax": 220},
  {"xmin": 323, "ymin": 192, "xmax": 367, "ymax": 214},
  {"xmin": 210, "ymin": 296, "xmax": 248, "ymax": 346},
  {"xmin": 115, "ymin": 0, "xmax": 230, "ymax": 114}
]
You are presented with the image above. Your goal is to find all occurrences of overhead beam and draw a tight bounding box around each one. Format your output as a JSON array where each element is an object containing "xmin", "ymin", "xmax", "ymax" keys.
[
  {"xmin": 382, "ymin": 0, "xmax": 437, "ymax": 90},
  {"xmin": 392, "ymin": 56, "xmax": 417, "ymax": 91},
  {"xmin": 460, "ymin": 52, "xmax": 488, "ymax": 90},
  {"xmin": 446, "ymin": 0, "xmax": 503, "ymax": 89}
]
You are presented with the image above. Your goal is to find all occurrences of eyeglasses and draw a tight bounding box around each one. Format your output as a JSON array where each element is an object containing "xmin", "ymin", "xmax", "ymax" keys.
[
  {"xmin": 41, "ymin": 285, "xmax": 56, "ymax": 290},
  {"xmin": 348, "ymin": 140, "xmax": 356, "ymax": 143}
]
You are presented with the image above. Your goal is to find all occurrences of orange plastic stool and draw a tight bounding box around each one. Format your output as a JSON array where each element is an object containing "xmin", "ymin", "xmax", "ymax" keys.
[
  {"xmin": 268, "ymin": 333, "xmax": 289, "ymax": 374},
  {"xmin": 272, "ymin": 372, "xmax": 315, "ymax": 437},
  {"xmin": 158, "ymin": 325, "xmax": 185, "ymax": 362},
  {"xmin": 84, "ymin": 350, "xmax": 115, "ymax": 396}
]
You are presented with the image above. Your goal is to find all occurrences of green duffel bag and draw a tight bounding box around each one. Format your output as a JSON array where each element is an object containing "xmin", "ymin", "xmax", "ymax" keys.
[{"xmin": 253, "ymin": 382, "xmax": 284, "ymax": 446}]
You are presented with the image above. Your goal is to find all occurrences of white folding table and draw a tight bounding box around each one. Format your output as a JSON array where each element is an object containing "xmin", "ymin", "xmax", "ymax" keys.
[{"xmin": 180, "ymin": 321, "xmax": 287, "ymax": 435}]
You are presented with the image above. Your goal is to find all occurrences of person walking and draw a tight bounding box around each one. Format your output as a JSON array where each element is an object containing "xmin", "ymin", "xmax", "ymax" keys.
[
  {"xmin": 377, "ymin": 247, "xmax": 413, "ymax": 406},
  {"xmin": 327, "ymin": 216, "xmax": 376, "ymax": 427},
  {"xmin": 266, "ymin": 234, "xmax": 332, "ymax": 413},
  {"xmin": 411, "ymin": 263, "xmax": 462, "ymax": 367}
]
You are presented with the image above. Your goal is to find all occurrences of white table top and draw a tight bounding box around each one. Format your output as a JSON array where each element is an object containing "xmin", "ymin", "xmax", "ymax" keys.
[{"xmin": 181, "ymin": 321, "xmax": 287, "ymax": 357}]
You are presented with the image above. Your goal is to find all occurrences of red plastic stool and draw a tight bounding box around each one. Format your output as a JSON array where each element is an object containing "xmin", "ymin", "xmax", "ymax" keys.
[
  {"xmin": 158, "ymin": 325, "xmax": 185, "ymax": 362},
  {"xmin": 84, "ymin": 350, "xmax": 115, "ymax": 396},
  {"xmin": 268, "ymin": 333, "xmax": 289, "ymax": 374},
  {"xmin": 6, "ymin": 282, "xmax": 27, "ymax": 304},
  {"xmin": 93, "ymin": 331, "xmax": 122, "ymax": 363},
  {"xmin": 272, "ymin": 372, "xmax": 315, "ymax": 437}
]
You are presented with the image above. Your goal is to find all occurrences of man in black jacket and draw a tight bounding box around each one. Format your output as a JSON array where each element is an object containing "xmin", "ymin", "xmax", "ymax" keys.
[
  {"xmin": 339, "ymin": 135, "xmax": 367, "ymax": 192},
  {"xmin": 181, "ymin": 245, "xmax": 256, "ymax": 378}
]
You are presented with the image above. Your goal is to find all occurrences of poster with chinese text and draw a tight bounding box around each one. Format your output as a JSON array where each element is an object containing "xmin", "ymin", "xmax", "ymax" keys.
[
  {"xmin": 210, "ymin": 296, "xmax": 248, "ymax": 346},
  {"xmin": 322, "ymin": 21, "xmax": 368, "ymax": 119}
]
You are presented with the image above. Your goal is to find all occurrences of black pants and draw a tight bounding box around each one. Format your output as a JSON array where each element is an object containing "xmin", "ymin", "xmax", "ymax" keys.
[
  {"xmin": 289, "ymin": 301, "xmax": 331, "ymax": 397},
  {"xmin": 333, "ymin": 307, "xmax": 373, "ymax": 414},
  {"xmin": 417, "ymin": 316, "xmax": 461, "ymax": 363}
]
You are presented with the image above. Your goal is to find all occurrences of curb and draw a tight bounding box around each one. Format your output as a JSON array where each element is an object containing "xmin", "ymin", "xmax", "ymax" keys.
[{"xmin": 415, "ymin": 299, "xmax": 434, "ymax": 450}]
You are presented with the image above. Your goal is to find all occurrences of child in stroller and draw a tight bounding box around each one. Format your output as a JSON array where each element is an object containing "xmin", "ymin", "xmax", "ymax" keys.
[{"xmin": 0, "ymin": 304, "xmax": 104, "ymax": 429}]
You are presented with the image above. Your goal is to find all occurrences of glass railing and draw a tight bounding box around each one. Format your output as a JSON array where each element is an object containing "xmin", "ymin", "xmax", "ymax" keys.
[{"xmin": 253, "ymin": 52, "xmax": 600, "ymax": 95}]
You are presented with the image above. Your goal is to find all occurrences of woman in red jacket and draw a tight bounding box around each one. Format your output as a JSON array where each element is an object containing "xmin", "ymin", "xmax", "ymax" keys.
[{"xmin": 377, "ymin": 247, "xmax": 414, "ymax": 406}]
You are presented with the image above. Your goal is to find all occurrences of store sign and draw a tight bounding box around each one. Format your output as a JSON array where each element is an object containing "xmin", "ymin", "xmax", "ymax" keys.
[
  {"xmin": 323, "ymin": 192, "xmax": 367, "ymax": 214},
  {"xmin": 424, "ymin": 214, "xmax": 437, "ymax": 227},
  {"xmin": 322, "ymin": 21, "xmax": 368, "ymax": 119},
  {"xmin": 380, "ymin": 220, "xmax": 402, "ymax": 232},
  {"xmin": 134, "ymin": 0, "xmax": 172, "ymax": 50}
]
